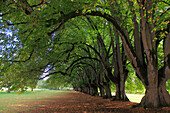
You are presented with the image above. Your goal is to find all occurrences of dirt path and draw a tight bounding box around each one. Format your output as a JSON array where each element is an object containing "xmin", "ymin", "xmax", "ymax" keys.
[{"xmin": 20, "ymin": 91, "xmax": 169, "ymax": 113}]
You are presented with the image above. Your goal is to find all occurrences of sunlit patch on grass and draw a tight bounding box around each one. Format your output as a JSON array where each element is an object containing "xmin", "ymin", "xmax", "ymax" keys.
[
  {"xmin": 11, "ymin": 104, "xmax": 29, "ymax": 107},
  {"xmin": 0, "ymin": 90, "xmax": 66, "ymax": 112},
  {"xmin": 126, "ymin": 94, "xmax": 144, "ymax": 103}
]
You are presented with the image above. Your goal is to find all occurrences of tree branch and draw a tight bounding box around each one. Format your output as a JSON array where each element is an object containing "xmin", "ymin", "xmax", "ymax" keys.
[
  {"xmin": 7, "ymin": 37, "xmax": 40, "ymax": 63},
  {"xmin": 31, "ymin": 0, "xmax": 44, "ymax": 7},
  {"xmin": 39, "ymin": 71, "xmax": 67, "ymax": 80},
  {"xmin": 66, "ymin": 57, "xmax": 100, "ymax": 72},
  {"xmin": 11, "ymin": 0, "xmax": 31, "ymax": 15},
  {"xmin": 20, "ymin": 0, "xmax": 34, "ymax": 13}
]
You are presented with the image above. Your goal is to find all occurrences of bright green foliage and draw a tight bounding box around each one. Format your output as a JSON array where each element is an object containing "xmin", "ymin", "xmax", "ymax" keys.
[
  {"xmin": 45, "ymin": 75, "xmax": 72, "ymax": 89},
  {"xmin": 126, "ymin": 74, "xmax": 145, "ymax": 94},
  {"xmin": 166, "ymin": 79, "xmax": 170, "ymax": 94}
]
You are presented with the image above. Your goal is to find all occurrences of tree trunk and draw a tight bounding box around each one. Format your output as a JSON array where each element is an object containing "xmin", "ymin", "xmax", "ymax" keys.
[
  {"xmin": 90, "ymin": 85, "xmax": 98, "ymax": 96},
  {"xmin": 140, "ymin": 78, "xmax": 170, "ymax": 107},
  {"xmin": 84, "ymin": 86, "xmax": 89, "ymax": 94},
  {"xmin": 139, "ymin": 63, "xmax": 170, "ymax": 107},
  {"xmin": 31, "ymin": 88, "xmax": 34, "ymax": 91},
  {"xmin": 120, "ymin": 75, "xmax": 129, "ymax": 101},
  {"xmin": 89, "ymin": 87, "xmax": 93, "ymax": 95},
  {"xmin": 114, "ymin": 78, "xmax": 129, "ymax": 101},
  {"xmin": 139, "ymin": 61, "xmax": 159, "ymax": 107},
  {"xmin": 115, "ymin": 83, "xmax": 121, "ymax": 100},
  {"xmin": 158, "ymin": 78, "xmax": 170, "ymax": 106},
  {"xmin": 103, "ymin": 83, "xmax": 112, "ymax": 98},
  {"xmin": 140, "ymin": 33, "xmax": 170, "ymax": 107},
  {"xmin": 99, "ymin": 86, "xmax": 105, "ymax": 97},
  {"xmin": 113, "ymin": 30, "xmax": 129, "ymax": 101}
]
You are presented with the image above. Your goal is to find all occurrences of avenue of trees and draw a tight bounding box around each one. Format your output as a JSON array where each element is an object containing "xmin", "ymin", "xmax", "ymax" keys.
[{"xmin": 0, "ymin": 0, "xmax": 170, "ymax": 108}]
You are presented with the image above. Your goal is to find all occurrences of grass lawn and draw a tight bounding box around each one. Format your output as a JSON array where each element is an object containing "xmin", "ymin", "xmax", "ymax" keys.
[
  {"xmin": 0, "ymin": 90, "xmax": 66, "ymax": 113},
  {"xmin": 0, "ymin": 90, "xmax": 144, "ymax": 112},
  {"xmin": 126, "ymin": 93, "xmax": 144, "ymax": 103},
  {"xmin": 111, "ymin": 93, "xmax": 144, "ymax": 103}
]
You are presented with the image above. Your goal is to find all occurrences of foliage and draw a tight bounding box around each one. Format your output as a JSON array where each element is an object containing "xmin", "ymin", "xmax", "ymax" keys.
[
  {"xmin": 0, "ymin": 0, "xmax": 169, "ymax": 107},
  {"xmin": 166, "ymin": 79, "xmax": 170, "ymax": 94},
  {"xmin": 45, "ymin": 74, "xmax": 73, "ymax": 89}
]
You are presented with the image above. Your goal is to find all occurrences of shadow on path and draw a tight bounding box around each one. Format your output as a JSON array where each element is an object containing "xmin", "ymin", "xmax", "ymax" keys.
[{"xmin": 21, "ymin": 91, "xmax": 169, "ymax": 113}]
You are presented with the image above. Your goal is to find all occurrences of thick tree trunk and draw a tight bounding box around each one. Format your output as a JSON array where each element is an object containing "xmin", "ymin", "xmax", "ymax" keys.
[
  {"xmin": 139, "ymin": 63, "xmax": 170, "ymax": 107},
  {"xmin": 140, "ymin": 62, "xmax": 159, "ymax": 107},
  {"xmin": 89, "ymin": 85, "xmax": 98, "ymax": 96},
  {"xmin": 158, "ymin": 78, "xmax": 170, "ymax": 106},
  {"xmin": 103, "ymin": 83, "xmax": 112, "ymax": 98},
  {"xmin": 140, "ymin": 78, "xmax": 170, "ymax": 107}
]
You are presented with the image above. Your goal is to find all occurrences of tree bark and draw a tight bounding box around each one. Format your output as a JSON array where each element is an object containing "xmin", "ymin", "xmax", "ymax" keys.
[
  {"xmin": 140, "ymin": 77, "xmax": 170, "ymax": 107},
  {"xmin": 139, "ymin": 62, "xmax": 159, "ymax": 107},
  {"xmin": 103, "ymin": 83, "xmax": 112, "ymax": 98},
  {"xmin": 99, "ymin": 86, "xmax": 105, "ymax": 97},
  {"xmin": 111, "ymin": 30, "xmax": 129, "ymax": 101},
  {"xmin": 114, "ymin": 76, "xmax": 129, "ymax": 101},
  {"xmin": 90, "ymin": 84, "xmax": 98, "ymax": 96}
]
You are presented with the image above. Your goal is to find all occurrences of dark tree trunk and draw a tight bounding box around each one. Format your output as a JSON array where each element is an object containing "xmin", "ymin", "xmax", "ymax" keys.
[
  {"xmin": 114, "ymin": 78, "xmax": 129, "ymax": 101},
  {"xmin": 115, "ymin": 83, "xmax": 121, "ymax": 100},
  {"xmin": 103, "ymin": 83, "xmax": 112, "ymax": 98},
  {"xmin": 92, "ymin": 85, "xmax": 98, "ymax": 96},
  {"xmin": 83, "ymin": 86, "xmax": 89, "ymax": 94},
  {"xmin": 140, "ymin": 77, "xmax": 170, "ymax": 107},
  {"xmin": 99, "ymin": 86, "xmax": 105, "ymax": 97},
  {"xmin": 112, "ymin": 30, "xmax": 129, "ymax": 101},
  {"xmin": 89, "ymin": 85, "xmax": 98, "ymax": 96}
]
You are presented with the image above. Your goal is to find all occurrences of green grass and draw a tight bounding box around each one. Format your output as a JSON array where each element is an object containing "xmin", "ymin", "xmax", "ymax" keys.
[
  {"xmin": 111, "ymin": 92, "xmax": 144, "ymax": 103},
  {"xmin": 0, "ymin": 90, "xmax": 144, "ymax": 112},
  {"xmin": 0, "ymin": 89, "xmax": 66, "ymax": 113},
  {"xmin": 126, "ymin": 93, "xmax": 144, "ymax": 103}
]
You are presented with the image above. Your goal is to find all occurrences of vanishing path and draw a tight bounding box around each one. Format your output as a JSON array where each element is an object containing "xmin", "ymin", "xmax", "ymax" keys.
[{"xmin": 19, "ymin": 91, "xmax": 169, "ymax": 113}]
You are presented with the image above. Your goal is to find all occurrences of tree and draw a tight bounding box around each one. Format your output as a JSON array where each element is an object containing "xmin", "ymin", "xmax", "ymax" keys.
[
  {"xmin": 45, "ymin": 74, "xmax": 72, "ymax": 90},
  {"xmin": 110, "ymin": 0, "xmax": 170, "ymax": 107},
  {"xmin": 0, "ymin": 0, "xmax": 169, "ymax": 108}
]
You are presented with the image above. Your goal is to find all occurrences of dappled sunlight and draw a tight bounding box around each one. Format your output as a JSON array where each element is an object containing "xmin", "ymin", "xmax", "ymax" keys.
[
  {"xmin": 0, "ymin": 90, "xmax": 169, "ymax": 112},
  {"xmin": 0, "ymin": 90, "xmax": 65, "ymax": 112},
  {"xmin": 11, "ymin": 104, "xmax": 29, "ymax": 107},
  {"xmin": 126, "ymin": 94, "xmax": 144, "ymax": 103},
  {"xmin": 24, "ymin": 91, "xmax": 169, "ymax": 113}
]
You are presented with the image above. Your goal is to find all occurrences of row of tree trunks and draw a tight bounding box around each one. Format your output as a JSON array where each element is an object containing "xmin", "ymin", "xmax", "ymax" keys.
[
  {"xmin": 112, "ymin": 0, "xmax": 170, "ymax": 108},
  {"xmin": 110, "ymin": 28, "xmax": 129, "ymax": 101},
  {"xmin": 74, "ymin": 17, "xmax": 130, "ymax": 100}
]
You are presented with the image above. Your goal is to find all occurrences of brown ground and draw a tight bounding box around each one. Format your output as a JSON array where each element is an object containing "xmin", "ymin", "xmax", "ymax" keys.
[{"xmin": 20, "ymin": 91, "xmax": 169, "ymax": 113}]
